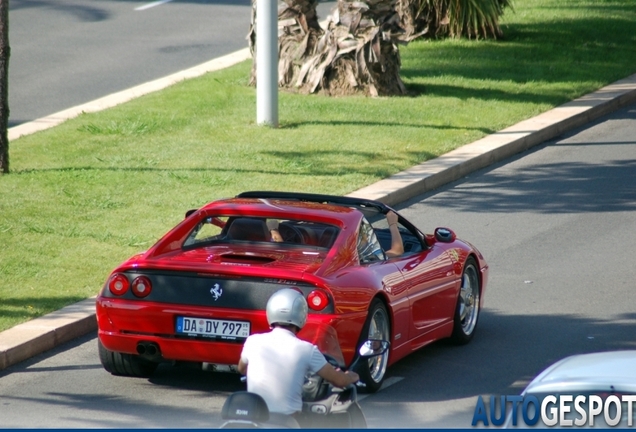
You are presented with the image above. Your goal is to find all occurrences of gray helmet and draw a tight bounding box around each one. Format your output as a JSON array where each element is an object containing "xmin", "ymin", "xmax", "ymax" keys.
[{"xmin": 266, "ymin": 288, "xmax": 308, "ymax": 329}]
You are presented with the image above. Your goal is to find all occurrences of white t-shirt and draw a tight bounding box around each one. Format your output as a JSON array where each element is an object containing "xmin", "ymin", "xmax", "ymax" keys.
[{"xmin": 240, "ymin": 327, "xmax": 327, "ymax": 415}]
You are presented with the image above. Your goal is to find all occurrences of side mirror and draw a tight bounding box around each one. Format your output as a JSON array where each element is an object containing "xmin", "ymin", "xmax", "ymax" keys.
[
  {"xmin": 434, "ymin": 227, "xmax": 456, "ymax": 243},
  {"xmin": 358, "ymin": 339, "xmax": 390, "ymax": 358}
]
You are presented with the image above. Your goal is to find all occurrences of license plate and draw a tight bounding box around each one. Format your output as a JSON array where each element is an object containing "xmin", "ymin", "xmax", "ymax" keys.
[{"xmin": 176, "ymin": 317, "xmax": 250, "ymax": 340}]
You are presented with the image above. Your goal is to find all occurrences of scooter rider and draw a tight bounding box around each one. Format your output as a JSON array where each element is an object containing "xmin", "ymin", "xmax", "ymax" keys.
[{"xmin": 237, "ymin": 288, "xmax": 360, "ymax": 426}]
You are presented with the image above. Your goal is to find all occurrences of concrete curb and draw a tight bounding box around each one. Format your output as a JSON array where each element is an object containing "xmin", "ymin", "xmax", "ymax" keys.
[
  {"xmin": 0, "ymin": 298, "xmax": 97, "ymax": 370},
  {"xmin": 2, "ymin": 48, "xmax": 635, "ymax": 371}
]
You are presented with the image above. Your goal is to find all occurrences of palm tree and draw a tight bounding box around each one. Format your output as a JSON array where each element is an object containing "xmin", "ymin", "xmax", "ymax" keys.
[
  {"xmin": 290, "ymin": 0, "xmax": 418, "ymax": 96},
  {"xmin": 248, "ymin": 0, "xmax": 512, "ymax": 97},
  {"xmin": 249, "ymin": 0, "xmax": 422, "ymax": 96}
]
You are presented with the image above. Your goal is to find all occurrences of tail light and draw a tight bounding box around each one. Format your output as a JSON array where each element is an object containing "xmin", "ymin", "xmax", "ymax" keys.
[
  {"xmin": 307, "ymin": 290, "xmax": 329, "ymax": 311},
  {"xmin": 131, "ymin": 276, "xmax": 152, "ymax": 298},
  {"xmin": 108, "ymin": 273, "xmax": 129, "ymax": 296}
]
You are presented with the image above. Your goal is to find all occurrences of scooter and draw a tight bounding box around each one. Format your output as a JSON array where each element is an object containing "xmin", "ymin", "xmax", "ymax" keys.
[{"xmin": 219, "ymin": 339, "xmax": 390, "ymax": 429}]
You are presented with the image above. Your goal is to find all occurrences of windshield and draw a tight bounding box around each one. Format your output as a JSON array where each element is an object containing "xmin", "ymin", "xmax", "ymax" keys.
[{"xmin": 183, "ymin": 216, "xmax": 340, "ymax": 250}]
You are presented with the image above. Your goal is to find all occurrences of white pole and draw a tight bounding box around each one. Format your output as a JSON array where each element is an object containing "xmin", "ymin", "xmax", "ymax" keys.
[{"xmin": 256, "ymin": 0, "xmax": 278, "ymax": 127}]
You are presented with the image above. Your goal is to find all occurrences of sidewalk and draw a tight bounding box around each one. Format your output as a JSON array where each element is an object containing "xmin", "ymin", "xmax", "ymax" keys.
[{"xmin": 2, "ymin": 48, "xmax": 636, "ymax": 371}]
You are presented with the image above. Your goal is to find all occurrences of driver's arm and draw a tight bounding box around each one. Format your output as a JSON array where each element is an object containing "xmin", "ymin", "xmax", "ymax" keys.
[
  {"xmin": 267, "ymin": 219, "xmax": 283, "ymax": 242},
  {"xmin": 385, "ymin": 211, "xmax": 405, "ymax": 258},
  {"xmin": 316, "ymin": 363, "xmax": 360, "ymax": 388}
]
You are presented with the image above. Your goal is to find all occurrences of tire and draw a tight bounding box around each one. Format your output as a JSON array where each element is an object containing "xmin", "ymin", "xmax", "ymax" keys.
[
  {"xmin": 98, "ymin": 339, "xmax": 158, "ymax": 378},
  {"xmin": 450, "ymin": 257, "xmax": 481, "ymax": 345},
  {"xmin": 356, "ymin": 299, "xmax": 390, "ymax": 393},
  {"xmin": 347, "ymin": 403, "xmax": 367, "ymax": 428}
]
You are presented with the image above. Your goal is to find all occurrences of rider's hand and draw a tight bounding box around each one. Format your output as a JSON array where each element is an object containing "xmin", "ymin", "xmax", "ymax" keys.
[{"xmin": 346, "ymin": 370, "xmax": 360, "ymax": 384}]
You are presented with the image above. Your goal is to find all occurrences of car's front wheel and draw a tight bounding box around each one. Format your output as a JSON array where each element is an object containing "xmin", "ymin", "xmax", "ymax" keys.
[
  {"xmin": 356, "ymin": 299, "xmax": 390, "ymax": 393},
  {"xmin": 450, "ymin": 257, "xmax": 481, "ymax": 345},
  {"xmin": 98, "ymin": 339, "xmax": 158, "ymax": 378}
]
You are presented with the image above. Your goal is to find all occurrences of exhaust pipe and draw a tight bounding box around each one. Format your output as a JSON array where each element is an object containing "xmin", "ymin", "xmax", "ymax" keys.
[{"xmin": 136, "ymin": 341, "xmax": 162, "ymax": 360}]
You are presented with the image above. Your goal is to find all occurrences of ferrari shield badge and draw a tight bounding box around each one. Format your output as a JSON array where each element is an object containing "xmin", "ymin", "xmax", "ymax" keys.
[{"xmin": 210, "ymin": 283, "xmax": 223, "ymax": 301}]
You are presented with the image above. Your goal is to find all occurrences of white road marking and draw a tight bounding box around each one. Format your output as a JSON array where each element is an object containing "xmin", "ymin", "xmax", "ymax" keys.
[
  {"xmin": 135, "ymin": 0, "xmax": 174, "ymax": 11},
  {"xmin": 358, "ymin": 376, "xmax": 404, "ymax": 401}
]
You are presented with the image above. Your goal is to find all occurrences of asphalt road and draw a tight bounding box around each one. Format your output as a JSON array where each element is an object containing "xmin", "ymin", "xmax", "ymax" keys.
[
  {"xmin": 1, "ymin": 102, "xmax": 634, "ymax": 428},
  {"xmin": 8, "ymin": 0, "xmax": 336, "ymax": 127}
]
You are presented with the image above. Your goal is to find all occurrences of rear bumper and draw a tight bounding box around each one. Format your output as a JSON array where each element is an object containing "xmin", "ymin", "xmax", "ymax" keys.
[
  {"xmin": 96, "ymin": 296, "xmax": 365, "ymax": 365},
  {"xmin": 98, "ymin": 330, "xmax": 244, "ymax": 364},
  {"xmin": 97, "ymin": 296, "xmax": 269, "ymax": 364}
]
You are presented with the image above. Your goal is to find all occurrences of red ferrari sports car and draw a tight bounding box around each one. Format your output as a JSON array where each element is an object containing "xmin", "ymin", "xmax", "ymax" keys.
[{"xmin": 96, "ymin": 191, "xmax": 488, "ymax": 392}]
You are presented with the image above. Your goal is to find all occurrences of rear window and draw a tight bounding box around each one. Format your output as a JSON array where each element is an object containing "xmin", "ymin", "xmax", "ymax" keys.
[{"xmin": 183, "ymin": 216, "xmax": 340, "ymax": 249}]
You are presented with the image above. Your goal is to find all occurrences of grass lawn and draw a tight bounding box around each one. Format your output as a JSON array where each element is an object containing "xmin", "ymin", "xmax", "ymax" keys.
[{"xmin": 1, "ymin": 0, "xmax": 635, "ymax": 331}]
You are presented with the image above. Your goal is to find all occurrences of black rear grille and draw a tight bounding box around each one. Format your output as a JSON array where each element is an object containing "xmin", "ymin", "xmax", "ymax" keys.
[{"xmin": 104, "ymin": 271, "xmax": 334, "ymax": 313}]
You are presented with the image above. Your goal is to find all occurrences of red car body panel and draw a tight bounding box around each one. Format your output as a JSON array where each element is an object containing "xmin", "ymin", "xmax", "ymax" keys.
[{"xmin": 96, "ymin": 194, "xmax": 488, "ymax": 370}]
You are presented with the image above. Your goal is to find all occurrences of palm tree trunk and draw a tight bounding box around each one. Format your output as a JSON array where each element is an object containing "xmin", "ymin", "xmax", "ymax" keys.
[
  {"xmin": 248, "ymin": 0, "xmax": 323, "ymax": 88},
  {"xmin": 247, "ymin": 0, "xmax": 511, "ymax": 98},
  {"xmin": 297, "ymin": 0, "xmax": 403, "ymax": 96},
  {"xmin": 248, "ymin": 0, "xmax": 428, "ymax": 96},
  {"xmin": 293, "ymin": 0, "xmax": 427, "ymax": 96}
]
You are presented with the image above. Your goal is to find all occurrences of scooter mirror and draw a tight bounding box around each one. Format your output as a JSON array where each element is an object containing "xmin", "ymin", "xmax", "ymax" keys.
[{"xmin": 358, "ymin": 339, "xmax": 389, "ymax": 358}]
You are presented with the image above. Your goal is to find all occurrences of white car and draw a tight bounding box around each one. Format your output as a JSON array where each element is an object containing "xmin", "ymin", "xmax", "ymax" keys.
[{"xmin": 504, "ymin": 351, "xmax": 636, "ymax": 428}]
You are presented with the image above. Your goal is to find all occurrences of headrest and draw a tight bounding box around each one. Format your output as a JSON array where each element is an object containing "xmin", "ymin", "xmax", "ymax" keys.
[{"xmin": 227, "ymin": 218, "xmax": 269, "ymax": 242}]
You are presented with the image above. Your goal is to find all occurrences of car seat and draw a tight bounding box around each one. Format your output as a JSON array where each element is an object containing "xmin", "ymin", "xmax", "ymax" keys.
[{"xmin": 227, "ymin": 218, "xmax": 269, "ymax": 242}]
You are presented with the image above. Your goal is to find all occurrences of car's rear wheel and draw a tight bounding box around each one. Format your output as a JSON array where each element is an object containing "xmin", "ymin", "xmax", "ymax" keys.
[
  {"xmin": 450, "ymin": 257, "xmax": 481, "ymax": 345},
  {"xmin": 357, "ymin": 299, "xmax": 390, "ymax": 393},
  {"xmin": 98, "ymin": 339, "xmax": 158, "ymax": 378}
]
